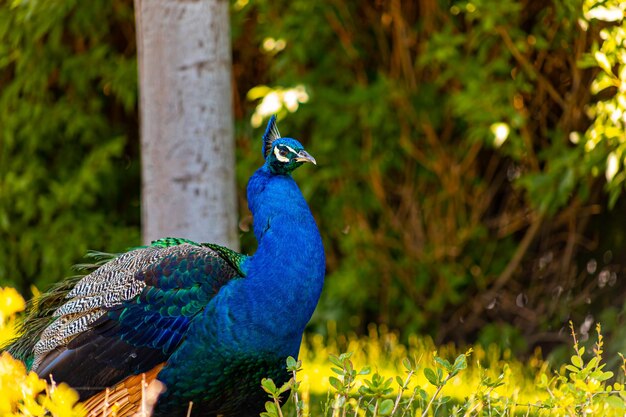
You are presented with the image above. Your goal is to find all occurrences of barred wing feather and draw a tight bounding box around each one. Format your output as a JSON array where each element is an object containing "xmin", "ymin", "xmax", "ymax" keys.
[{"xmin": 31, "ymin": 242, "xmax": 242, "ymax": 400}]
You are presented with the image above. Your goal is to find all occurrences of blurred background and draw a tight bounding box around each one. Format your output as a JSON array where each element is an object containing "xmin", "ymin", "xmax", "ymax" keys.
[{"xmin": 1, "ymin": 0, "xmax": 625, "ymax": 365}]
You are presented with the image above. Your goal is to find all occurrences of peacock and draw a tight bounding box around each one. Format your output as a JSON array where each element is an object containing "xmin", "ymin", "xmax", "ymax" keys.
[{"xmin": 3, "ymin": 115, "xmax": 325, "ymax": 417}]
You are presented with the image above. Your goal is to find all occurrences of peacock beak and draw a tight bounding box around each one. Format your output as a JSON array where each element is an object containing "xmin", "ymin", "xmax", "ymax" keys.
[{"xmin": 294, "ymin": 150, "xmax": 317, "ymax": 165}]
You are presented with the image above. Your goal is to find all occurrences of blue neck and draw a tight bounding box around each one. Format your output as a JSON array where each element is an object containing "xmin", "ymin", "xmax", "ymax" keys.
[
  {"xmin": 247, "ymin": 166, "xmax": 315, "ymax": 240},
  {"xmin": 241, "ymin": 166, "xmax": 325, "ymax": 348}
]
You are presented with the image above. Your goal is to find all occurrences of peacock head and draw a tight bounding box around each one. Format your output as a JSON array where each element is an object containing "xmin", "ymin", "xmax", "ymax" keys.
[{"xmin": 262, "ymin": 115, "xmax": 316, "ymax": 175}]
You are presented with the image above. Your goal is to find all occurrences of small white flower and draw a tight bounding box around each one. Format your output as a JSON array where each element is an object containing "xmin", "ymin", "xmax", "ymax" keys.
[
  {"xmin": 606, "ymin": 152, "xmax": 619, "ymax": 182},
  {"xmin": 490, "ymin": 123, "xmax": 510, "ymax": 148}
]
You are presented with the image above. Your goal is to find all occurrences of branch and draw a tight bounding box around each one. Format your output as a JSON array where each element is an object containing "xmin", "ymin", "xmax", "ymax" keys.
[{"xmin": 495, "ymin": 26, "xmax": 566, "ymax": 109}]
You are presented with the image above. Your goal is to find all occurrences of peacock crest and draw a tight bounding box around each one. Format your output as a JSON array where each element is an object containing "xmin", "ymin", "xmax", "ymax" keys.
[{"xmin": 262, "ymin": 114, "xmax": 282, "ymax": 159}]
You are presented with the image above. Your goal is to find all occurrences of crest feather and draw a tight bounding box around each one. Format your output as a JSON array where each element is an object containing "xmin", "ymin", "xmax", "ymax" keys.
[{"xmin": 262, "ymin": 115, "xmax": 282, "ymax": 159}]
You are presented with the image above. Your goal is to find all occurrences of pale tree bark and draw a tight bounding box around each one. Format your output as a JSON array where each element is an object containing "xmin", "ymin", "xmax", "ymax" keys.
[{"xmin": 135, "ymin": 0, "xmax": 238, "ymax": 249}]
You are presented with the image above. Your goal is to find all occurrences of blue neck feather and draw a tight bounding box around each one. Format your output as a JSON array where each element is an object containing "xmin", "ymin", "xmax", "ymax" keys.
[{"xmin": 242, "ymin": 165, "xmax": 325, "ymax": 344}]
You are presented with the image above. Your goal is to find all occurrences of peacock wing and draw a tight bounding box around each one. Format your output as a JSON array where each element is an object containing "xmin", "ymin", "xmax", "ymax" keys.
[
  {"xmin": 30, "ymin": 240, "xmax": 245, "ymax": 400},
  {"xmin": 3, "ymin": 251, "xmax": 119, "ymax": 367}
]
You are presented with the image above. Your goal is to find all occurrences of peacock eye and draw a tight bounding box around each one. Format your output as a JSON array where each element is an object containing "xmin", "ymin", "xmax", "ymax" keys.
[{"xmin": 273, "ymin": 146, "xmax": 290, "ymax": 162}]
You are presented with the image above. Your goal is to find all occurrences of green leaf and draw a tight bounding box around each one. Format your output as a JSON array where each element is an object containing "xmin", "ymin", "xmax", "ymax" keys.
[
  {"xmin": 452, "ymin": 354, "xmax": 468, "ymax": 372},
  {"xmin": 278, "ymin": 379, "xmax": 293, "ymax": 394},
  {"xmin": 286, "ymin": 356, "xmax": 297, "ymax": 370},
  {"xmin": 586, "ymin": 356, "xmax": 600, "ymax": 370},
  {"xmin": 434, "ymin": 356, "xmax": 452, "ymax": 372},
  {"xmin": 261, "ymin": 378, "xmax": 277, "ymax": 395},
  {"xmin": 418, "ymin": 387, "xmax": 429, "ymax": 401},
  {"xmin": 590, "ymin": 370, "xmax": 614, "ymax": 382},
  {"xmin": 329, "ymin": 376, "xmax": 344, "ymax": 391},
  {"xmin": 378, "ymin": 399, "xmax": 395, "ymax": 416},
  {"xmin": 247, "ymin": 84, "xmax": 272, "ymax": 100},
  {"xmin": 261, "ymin": 401, "xmax": 279, "ymax": 417},
  {"xmin": 594, "ymin": 51, "xmax": 614, "ymax": 76},
  {"xmin": 599, "ymin": 395, "xmax": 626, "ymax": 410},
  {"xmin": 328, "ymin": 355, "xmax": 342, "ymax": 368},
  {"xmin": 330, "ymin": 367, "xmax": 344, "ymax": 375},
  {"xmin": 424, "ymin": 368, "xmax": 440, "ymax": 387},
  {"xmin": 359, "ymin": 366, "xmax": 372, "ymax": 375},
  {"xmin": 570, "ymin": 355, "xmax": 583, "ymax": 369}
]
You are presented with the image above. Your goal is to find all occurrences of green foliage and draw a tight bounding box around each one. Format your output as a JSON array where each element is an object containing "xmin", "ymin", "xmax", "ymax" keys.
[
  {"xmin": 419, "ymin": 352, "xmax": 471, "ymax": 417},
  {"xmin": 538, "ymin": 322, "xmax": 626, "ymax": 415},
  {"xmin": 233, "ymin": 0, "xmax": 626, "ymax": 349},
  {"xmin": 261, "ymin": 376, "xmax": 293, "ymax": 417},
  {"xmin": 0, "ymin": 0, "xmax": 139, "ymax": 292},
  {"xmin": 286, "ymin": 356, "xmax": 305, "ymax": 417},
  {"xmin": 580, "ymin": 0, "xmax": 626, "ymax": 207}
]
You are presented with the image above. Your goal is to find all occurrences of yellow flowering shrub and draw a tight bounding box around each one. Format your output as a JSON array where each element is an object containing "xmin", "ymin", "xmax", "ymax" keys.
[
  {"xmin": 0, "ymin": 287, "xmax": 85, "ymax": 417},
  {"xmin": 299, "ymin": 324, "xmax": 544, "ymax": 403},
  {"xmin": 291, "ymin": 323, "xmax": 626, "ymax": 416},
  {"xmin": 298, "ymin": 324, "xmax": 551, "ymax": 415},
  {"xmin": 0, "ymin": 287, "xmax": 26, "ymax": 347}
]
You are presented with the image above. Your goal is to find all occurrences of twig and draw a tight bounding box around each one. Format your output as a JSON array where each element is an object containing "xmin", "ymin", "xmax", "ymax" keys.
[
  {"xmin": 420, "ymin": 374, "xmax": 453, "ymax": 417},
  {"xmin": 495, "ymin": 26, "xmax": 565, "ymax": 109},
  {"xmin": 291, "ymin": 369, "xmax": 303, "ymax": 417},
  {"xmin": 400, "ymin": 387, "xmax": 418, "ymax": 417},
  {"xmin": 492, "ymin": 210, "xmax": 545, "ymax": 292},
  {"xmin": 391, "ymin": 370, "xmax": 414, "ymax": 416}
]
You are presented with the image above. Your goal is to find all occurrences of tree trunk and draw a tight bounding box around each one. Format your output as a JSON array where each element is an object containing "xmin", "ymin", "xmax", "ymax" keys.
[{"xmin": 134, "ymin": 0, "xmax": 238, "ymax": 249}]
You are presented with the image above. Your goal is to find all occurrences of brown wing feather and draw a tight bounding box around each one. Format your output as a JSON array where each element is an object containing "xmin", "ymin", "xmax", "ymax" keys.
[{"xmin": 82, "ymin": 363, "xmax": 166, "ymax": 417}]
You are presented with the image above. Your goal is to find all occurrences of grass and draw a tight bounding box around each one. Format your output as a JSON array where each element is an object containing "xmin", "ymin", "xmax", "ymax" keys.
[{"xmin": 1, "ymin": 287, "xmax": 625, "ymax": 416}]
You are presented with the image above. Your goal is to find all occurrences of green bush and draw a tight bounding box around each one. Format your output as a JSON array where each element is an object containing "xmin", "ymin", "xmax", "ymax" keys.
[
  {"xmin": 234, "ymin": 0, "xmax": 626, "ymax": 353},
  {"xmin": 0, "ymin": 0, "xmax": 140, "ymax": 293}
]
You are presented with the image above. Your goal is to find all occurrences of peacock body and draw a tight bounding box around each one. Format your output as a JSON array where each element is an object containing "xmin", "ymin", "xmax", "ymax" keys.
[{"xmin": 3, "ymin": 116, "xmax": 325, "ymax": 417}]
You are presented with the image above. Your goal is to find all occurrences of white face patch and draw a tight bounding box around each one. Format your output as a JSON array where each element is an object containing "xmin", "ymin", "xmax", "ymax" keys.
[{"xmin": 274, "ymin": 146, "xmax": 290, "ymax": 163}]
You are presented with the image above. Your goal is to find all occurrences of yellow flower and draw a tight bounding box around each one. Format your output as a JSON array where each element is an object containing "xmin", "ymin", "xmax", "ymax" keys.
[
  {"xmin": 41, "ymin": 383, "xmax": 86, "ymax": 417},
  {"xmin": 0, "ymin": 287, "xmax": 26, "ymax": 321},
  {"xmin": 0, "ymin": 287, "xmax": 26, "ymax": 347},
  {"xmin": 0, "ymin": 351, "xmax": 85, "ymax": 416}
]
